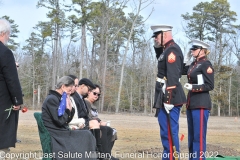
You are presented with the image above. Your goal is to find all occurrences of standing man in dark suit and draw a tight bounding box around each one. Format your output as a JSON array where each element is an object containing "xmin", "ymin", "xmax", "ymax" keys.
[
  {"xmin": 151, "ymin": 24, "xmax": 186, "ymax": 160},
  {"xmin": 0, "ymin": 19, "xmax": 23, "ymax": 154}
]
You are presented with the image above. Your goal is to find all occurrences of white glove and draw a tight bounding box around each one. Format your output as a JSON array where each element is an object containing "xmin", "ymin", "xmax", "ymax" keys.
[
  {"xmin": 164, "ymin": 103, "xmax": 174, "ymax": 114},
  {"xmin": 162, "ymin": 83, "xmax": 166, "ymax": 94},
  {"xmin": 184, "ymin": 51, "xmax": 192, "ymax": 66},
  {"xmin": 184, "ymin": 83, "xmax": 192, "ymax": 90}
]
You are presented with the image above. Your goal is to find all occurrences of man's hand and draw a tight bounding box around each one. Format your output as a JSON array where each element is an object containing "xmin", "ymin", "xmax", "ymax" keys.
[
  {"xmin": 184, "ymin": 83, "xmax": 192, "ymax": 90},
  {"xmin": 164, "ymin": 103, "xmax": 174, "ymax": 114},
  {"xmin": 13, "ymin": 105, "xmax": 21, "ymax": 110}
]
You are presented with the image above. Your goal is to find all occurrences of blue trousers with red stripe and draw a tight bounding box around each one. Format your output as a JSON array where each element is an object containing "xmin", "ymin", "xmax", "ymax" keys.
[
  {"xmin": 187, "ymin": 109, "xmax": 210, "ymax": 160},
  {"xmin": 158, "ymin": 106, "xmax": 182, "ymax": 160}
]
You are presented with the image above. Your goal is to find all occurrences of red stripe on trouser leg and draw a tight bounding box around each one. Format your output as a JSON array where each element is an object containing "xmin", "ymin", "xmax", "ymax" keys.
[
  {"xmin": 168, "ymin": 120, "xmax": 173, "ymax": 160},
  {"xmin": 200, "ymin": 109, "xmax": 203, "ymax": 160}
]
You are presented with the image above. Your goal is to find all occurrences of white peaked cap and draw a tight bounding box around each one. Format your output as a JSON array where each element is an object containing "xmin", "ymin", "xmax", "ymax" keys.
[
  {"xmin": 191, "ymin": 39, "xmax": 210, "ymax": 49},
  {"xmin": 150, "ymin": 24, "xmax": 173, "ymax": 33}
]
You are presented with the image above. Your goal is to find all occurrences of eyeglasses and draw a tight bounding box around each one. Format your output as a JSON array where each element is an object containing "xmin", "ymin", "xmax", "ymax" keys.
[{"xmin": 92, "ymin": 92, "xmax": 101, "ymax": 96}]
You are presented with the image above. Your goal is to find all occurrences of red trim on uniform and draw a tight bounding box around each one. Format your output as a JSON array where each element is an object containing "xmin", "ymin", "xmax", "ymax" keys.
[
  {"xmin": 167, "ymin": 86, "xmax": 176, "ymax": 90},
  {"xmin": 200, "ymin": 109, "xmax": 203, "ymax": 160},
  {"xmin": 168, "ymin": 120, "xmax": 173, "ymax": 160},
  {"xmin": 188, "ymin": 62, "xmax": 197, "ymax": 83}
]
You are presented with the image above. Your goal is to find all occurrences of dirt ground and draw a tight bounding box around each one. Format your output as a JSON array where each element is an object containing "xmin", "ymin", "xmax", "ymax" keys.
[{"xmin": 6, "ymin": 110, "xmax": 240, "ymax": 160}]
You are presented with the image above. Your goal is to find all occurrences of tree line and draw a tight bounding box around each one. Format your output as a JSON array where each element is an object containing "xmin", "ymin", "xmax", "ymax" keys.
[{"xmin": 2, "ymin": 0, "xmax": 240, "ymax": 116}]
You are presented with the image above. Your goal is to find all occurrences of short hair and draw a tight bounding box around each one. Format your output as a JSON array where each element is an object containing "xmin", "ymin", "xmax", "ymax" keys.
[
  {"xmin": 67, "ymin": 74, "xmax": 77, "ymax": 80},
  {"xmin": 0, "ymin": 19, "xmax": 11, "ymax": 35},
  {"xmin": 56, "ymin": 76, "xmax": 74, "ymax": 89}
]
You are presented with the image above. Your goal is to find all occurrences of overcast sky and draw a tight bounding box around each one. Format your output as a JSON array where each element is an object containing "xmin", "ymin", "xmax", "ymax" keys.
[{"xmin": 0, "ymin": 0, "xmax": 240, "ymax": 46}]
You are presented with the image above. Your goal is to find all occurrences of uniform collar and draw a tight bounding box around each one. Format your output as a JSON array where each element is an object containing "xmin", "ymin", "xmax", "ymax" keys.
[
  {"xmin": 195, "ymin": 56, "xmax": 206, "ymax": 62},
  {"xmin": 164, "ymin": 39, "xmax": 174, "ymax": 49}
]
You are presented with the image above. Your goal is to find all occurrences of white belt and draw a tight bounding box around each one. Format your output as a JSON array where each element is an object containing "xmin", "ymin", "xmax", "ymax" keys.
[{"xmin": 156, "ymin": 77, "xmax": 166, "ymax": 83}]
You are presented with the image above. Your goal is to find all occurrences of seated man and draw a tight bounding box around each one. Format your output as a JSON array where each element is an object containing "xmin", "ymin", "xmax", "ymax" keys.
[{"xmin": 42, "ymin": 76, "xmax": 96, "ymax": 160}]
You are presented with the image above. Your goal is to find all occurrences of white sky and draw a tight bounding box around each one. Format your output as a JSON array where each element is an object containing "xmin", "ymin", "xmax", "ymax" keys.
[{"xmin": 0, "ymin": 0, "xmax": 240, "ymax": 46}]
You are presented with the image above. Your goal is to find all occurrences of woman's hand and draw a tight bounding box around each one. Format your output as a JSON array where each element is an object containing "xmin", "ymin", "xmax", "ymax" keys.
[{"xmin": 66, "ymin": 96, "xmax": 72, "ymax": 111}]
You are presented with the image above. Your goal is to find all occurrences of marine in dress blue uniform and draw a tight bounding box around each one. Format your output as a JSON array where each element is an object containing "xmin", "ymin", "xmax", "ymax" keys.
[
  {"xmin": 151, "ymin": 25, "xmax": 186, "ymax": 160},
  {"xmin": 182, "ymin": 39, "xmax": 214, "ymax": 160}
]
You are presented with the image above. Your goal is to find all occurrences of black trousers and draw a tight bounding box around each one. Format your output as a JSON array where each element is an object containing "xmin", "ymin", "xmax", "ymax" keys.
[{"xmin": 100, "ymin": 126, "xmax": 113, "ymax": 156}]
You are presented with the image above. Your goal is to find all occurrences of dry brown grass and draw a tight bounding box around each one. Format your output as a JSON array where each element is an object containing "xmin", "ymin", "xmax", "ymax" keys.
[{"xmin": 7, "ymin": 110, "xmax": 240, "ymax": 160}]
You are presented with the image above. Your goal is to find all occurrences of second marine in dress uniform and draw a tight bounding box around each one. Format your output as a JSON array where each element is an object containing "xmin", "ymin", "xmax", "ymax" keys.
[
  {"xmin": 151, "ymin": 24, "xmax": 186, "ymax": 160},
  {"xmin": 183, "ymin": 39, "xmax": 214, "ymax": 160}
]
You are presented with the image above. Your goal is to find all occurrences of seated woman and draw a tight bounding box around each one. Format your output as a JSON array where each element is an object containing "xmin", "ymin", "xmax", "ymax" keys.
[
  {"xmin": 41, "ymin": 76, "xmax": 97, "ymax": 160},
  {"xmin": 85, "ymin": 84, "xmax": 118, "ymax": 160}
]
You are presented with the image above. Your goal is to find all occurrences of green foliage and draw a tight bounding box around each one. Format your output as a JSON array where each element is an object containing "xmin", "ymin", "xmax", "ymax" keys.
[{"xmin": 182, "ymin": 0, "xmax": 237, "ymax": 42}]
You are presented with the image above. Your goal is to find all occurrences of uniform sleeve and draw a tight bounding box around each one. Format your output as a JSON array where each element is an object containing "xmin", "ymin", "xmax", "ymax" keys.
[
  {"xmin": 46, "ymin": 98, "xmax": 74, "ymax": 127},
  {"xmin": 192, "ymin": 61, "xmax": 214, "ymax": 92},
  {"xmin": 182, "ymin": 64, "xmax": 189, "ymax": 75},
  {"xmin": 164, "ymin": 48, "xmax": 183, "ymax": 104},
  {"xmin": 0, "ymin": 49, "xmax": 23, "ymax": 105}
]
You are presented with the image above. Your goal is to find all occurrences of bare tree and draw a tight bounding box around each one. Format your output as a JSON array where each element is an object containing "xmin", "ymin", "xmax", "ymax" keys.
[{"xmin": 115, "ymin": 0, "xmax": 154, "ymax": 113}]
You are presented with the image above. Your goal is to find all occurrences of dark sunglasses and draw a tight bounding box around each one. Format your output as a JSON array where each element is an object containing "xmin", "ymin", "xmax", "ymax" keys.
[
  {"xmin": 190, "ymin": 45, "xmax": 202, "ymax": 51},
  {"xmin": 92, "ymin": 92, "xmax": 101, "ymax": 96}
]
